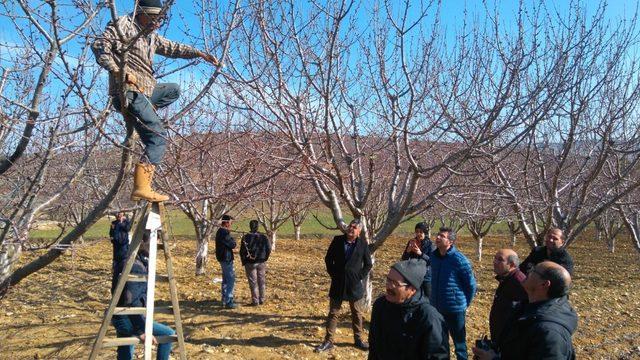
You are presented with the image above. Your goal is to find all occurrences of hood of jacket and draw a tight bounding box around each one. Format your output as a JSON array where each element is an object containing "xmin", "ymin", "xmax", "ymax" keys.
[{"xmin": 520, "ymin": 296, "xmax": 578, "ymax": 335}]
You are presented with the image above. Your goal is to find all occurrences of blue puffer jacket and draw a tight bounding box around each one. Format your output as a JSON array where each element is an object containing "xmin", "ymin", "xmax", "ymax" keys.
[{"xmin": 430, "ymin": 245, "xmax": 477, "ymax": 314}]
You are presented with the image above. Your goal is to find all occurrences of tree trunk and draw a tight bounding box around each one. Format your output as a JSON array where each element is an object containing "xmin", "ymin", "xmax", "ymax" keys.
[
  {"xmin": 357, "ymin": 254, "xmax": 375, "ymax": 312},
  {"xmin": 511, "ymin": 233, "xmax": 517, "ymax": 247},
  {"xmin": 195, "ymin": 232, "xmax": 209, "ymax": 276},
  {"xmin": 294, "ymin": 225, "xmax": 301, "ymax": 241},
  {"xmin": 0, "ymin": 243, "xmax": 21, "ymax": 296},
  {"xmin": 607, "ymin": 237, "xmax": 616, "ymax": 253},
  {"xmin": 476, "ymin": 236, "xmax": 483, "ymax": 262},
  {"xmin": 269, "ymin": 231, "xmax": 277, "ymax": 251}
]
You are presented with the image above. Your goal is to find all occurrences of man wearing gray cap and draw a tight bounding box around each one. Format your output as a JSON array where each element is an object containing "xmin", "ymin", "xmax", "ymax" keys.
[{"xmin": 369, "ymin": 259, "xmax": 450, "ymax": 359}]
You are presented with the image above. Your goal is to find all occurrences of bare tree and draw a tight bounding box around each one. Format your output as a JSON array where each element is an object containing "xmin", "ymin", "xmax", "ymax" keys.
[
  {"xmin": 221, "ymin": 0, "xmax": 603, "ymax": 306},
  {"xmin": 594, "ymin": 209, "xmax": 624, "ymax": 253},
  {"xmin": 488, "ymin": 2, "xmax": 640, "ymax": 250},
  {"xmin": 0, "ymin": 0, "xmax": 238, "ymax": 294},
  {"xmin": 506, "ymin": 219, "xmax": 522, "ymax": 247}
]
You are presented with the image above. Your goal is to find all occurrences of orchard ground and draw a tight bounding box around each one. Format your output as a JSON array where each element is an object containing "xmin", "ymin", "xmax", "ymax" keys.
[{"xmin": 1, "ymin": 231, "xmax": 639, "ymax": 359}]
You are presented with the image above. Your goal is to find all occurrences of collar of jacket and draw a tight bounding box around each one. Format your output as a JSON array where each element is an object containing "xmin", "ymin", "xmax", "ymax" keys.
[{"xmin": 435, "ymin": 245, "xmax": 456, "ymax": 258}]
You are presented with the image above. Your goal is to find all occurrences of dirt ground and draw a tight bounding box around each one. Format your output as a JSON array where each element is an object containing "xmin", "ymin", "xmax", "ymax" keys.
[{"xmin": 1, "ymin": 232, "xmax": 640, "ymax": 359}]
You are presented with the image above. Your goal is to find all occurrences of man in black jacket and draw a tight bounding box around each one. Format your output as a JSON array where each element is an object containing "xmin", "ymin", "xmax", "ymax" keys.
[
  {"xmin": 315, "ymin": 219, "xmax": 373, "ymax": 352},
  {"xmin": 472, "ymin": 261, "xmax": 577, "ymax": 360},
  {"xmin": 111, "ymin": 232, "xmax": 175, "ymax": 360},
  {"xmin": 240, "ymin": 220, "xmax": 271, "ymax": 306},
  {"xmin": 369, "ymin": 259, "xmax": 449, "ymax": 360},
  {"xmin": 215, "ymin": 214, "xmax": 237, "ymax": 309},
  {"xmin": 400, "ymin": 222, "xmax": 435, "ymax": 298},
  {"xmin": 519, "ymin": 228, "xmax": 574, "ymax": 276},
  {"xmin": 110, "ymin": 212, "xmax": 132, "ymax": 293}
]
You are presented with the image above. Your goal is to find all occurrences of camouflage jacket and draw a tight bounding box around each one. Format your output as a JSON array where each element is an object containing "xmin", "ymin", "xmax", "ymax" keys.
[{"xmin": 92, "ymin": 15, "xmax": 200, "ymax": 97}]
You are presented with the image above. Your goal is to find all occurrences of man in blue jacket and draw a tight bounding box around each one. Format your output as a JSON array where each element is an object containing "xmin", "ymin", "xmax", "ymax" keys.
[
  {"xmin": 430, "ymin": 227, "xmax": 477, "ymax": 360},
  {"xmin": 215, "ymin": 214, "xmax": 237, "ymax": 309}
]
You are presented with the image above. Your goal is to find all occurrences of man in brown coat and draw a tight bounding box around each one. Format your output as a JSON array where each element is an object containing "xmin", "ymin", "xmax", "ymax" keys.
[{"xmin": 489, "ymin": 249, "xmax": 528, "ymax": 342}]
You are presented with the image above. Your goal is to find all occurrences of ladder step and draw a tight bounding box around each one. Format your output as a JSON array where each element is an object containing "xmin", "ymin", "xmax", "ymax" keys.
[
  {"xmin": 127, "ymin": 274, "xmax": 169, "ymax": 282},
  {"xmin": 113, "ymin": 306, "xmax": 174, "ymax": 315},
  {"xmin": 101, "ymin": 335, "xmax": 177, "ymax": 348}
]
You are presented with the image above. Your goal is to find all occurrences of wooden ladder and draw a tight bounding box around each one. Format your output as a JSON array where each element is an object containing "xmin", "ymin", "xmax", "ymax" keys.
[{"xmin": 89, "ymin": 202, "xmax": 186, "ymax": 360}]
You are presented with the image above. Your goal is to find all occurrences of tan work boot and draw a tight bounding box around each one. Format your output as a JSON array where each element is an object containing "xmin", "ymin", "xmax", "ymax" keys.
[{"xmin": 130, "ymin": 162, "xmax": 169, "ymax": 202}]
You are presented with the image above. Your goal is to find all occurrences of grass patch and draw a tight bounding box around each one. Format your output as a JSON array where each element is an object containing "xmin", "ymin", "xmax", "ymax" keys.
[{"xmin": 29, "ymin": 207, "xmax": 516, "ymax": 240}]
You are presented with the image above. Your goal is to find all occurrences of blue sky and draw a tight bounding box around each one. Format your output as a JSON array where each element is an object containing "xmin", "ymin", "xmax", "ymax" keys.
[{"xmin": 1, "ymin": 0, "xmax": 639, "ymax": 115}]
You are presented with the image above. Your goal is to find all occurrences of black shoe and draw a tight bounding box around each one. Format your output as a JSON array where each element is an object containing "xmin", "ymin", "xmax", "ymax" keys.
[
  {"xmin": 354, "ymin": 338, "xmax": 369, "ymax": 351},
  {"xmin": 314, "ymin": 341, "xmax": 334, "ymax": 353},
  {"xmin": 224, "ymin": 302, "xmax": 237, "ymax": 309},
  {"xmin": 247, "ymin": 302, "xmax": 259, "ymax": 306}
]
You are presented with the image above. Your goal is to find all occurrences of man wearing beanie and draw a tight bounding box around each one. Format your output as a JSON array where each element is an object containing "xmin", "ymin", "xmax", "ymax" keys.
[
  {"xmin": 92, "ymin": 0, "xmax": 221, "ymax": 202},
  {"xmin": 401, "ymin": 221, "xmax": 435, "ymax": 297},
  {"xmin": 369, "ymin": 259, "xmax": 450, "ymax": 359}
]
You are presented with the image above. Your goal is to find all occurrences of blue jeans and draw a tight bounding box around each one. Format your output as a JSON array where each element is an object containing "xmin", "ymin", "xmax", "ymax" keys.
[
  {"xmin": 112, "ymin": 83, "xmax": 180, "ymax": 165},
  {"xmin": 219, "ymin": 260, "xmax": 235, "ymax": 305},
  {"xmin": 442, "ymin": 311, "xmax": 468, "ymax": 360},
  {"xmin": 111, "ymin": 315, "xmax": 175, "ymax": 360}
]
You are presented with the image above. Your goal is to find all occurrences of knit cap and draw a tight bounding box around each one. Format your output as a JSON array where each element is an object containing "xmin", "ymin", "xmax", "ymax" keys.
[
  {"xmin": 391, "ymin": 259, "xmax": 427, "ymax": 289},
  {"xmin": 137, "ymin": 0, "xmax": 162, "ymax": 15}
]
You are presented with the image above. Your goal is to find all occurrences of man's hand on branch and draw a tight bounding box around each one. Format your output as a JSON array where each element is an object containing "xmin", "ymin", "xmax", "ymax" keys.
[{"xmin": 198, "ymin": 51, "xmax": 222, "ymax": 67}]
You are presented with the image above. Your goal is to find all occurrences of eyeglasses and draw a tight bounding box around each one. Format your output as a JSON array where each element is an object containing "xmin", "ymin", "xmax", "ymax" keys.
[{"xmin": 386, "ymin": 276, "xmax": 409, "ymax": 288}]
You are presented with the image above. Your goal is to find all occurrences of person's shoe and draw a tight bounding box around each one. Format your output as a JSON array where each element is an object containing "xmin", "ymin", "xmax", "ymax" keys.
[
  {"xmin": 314, "ymin": 341, "xmax": 334, "ymax": 353},
  {"xmin": 247, "ymin": 302, "xmax": 259, "ymax": 306},
  {"xmin": 130, "ymin": 162, "xmax": 169, "ymax": 202},
  {"xmin": 224, "ymin": 301, "xmax": 237, "ymax": 309},
  {"xmin": 354, "ymin": 338, "xmax": 369, "ymax": 351},
  {"xmin": 258, "ymin": 300, "xmax": 265, "ymax": 305}
]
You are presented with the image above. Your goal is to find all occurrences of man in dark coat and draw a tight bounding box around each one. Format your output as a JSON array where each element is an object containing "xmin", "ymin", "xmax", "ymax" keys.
[
  {"xmin": 111, "ymin": 232, "xmax": 175, "ymax": 360},
  {"xmin": 369, "ymin": 259, "xmax": 449, "ymax": 360},
  {"xmin": 215, "ymin": 214, "xmax": 237, "ymax": 309},
  {"xmin": 519, "ymin": 228, "xmax": 574, "ymax": 276},
  {"xmin": 401, "ymin": 222, "xmax": 435, "ymax": 298},
  {"xmin": 110, "ymin": 212, "xmax": 132, "ymax": 293},
  {"xmin": 489, "ymin": 249, "xmax": 527, "ymax": 342},
  {"xmin": 315, "ymin": 219, "xmax": 373, "ymax": 352},
  {"xmin": 473, "ymin": 261, "xmax": 578, "ymax": 360},
  {"xmin": 240, "ymin": 220, "xmax": 271, "ymax": 305}
]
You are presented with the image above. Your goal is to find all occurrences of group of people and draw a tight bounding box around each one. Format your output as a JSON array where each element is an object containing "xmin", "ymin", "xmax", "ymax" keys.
[
  {"xmin": 108, "ymin": 212, "xmax": 272, "ymax": 359},
  {"xmin": 213, "ymin": 215, "xmax": 272, "ymax": 309},
  {"xmin": 310, "ymin": 219, "xmax": 577, "ymax": 360}
]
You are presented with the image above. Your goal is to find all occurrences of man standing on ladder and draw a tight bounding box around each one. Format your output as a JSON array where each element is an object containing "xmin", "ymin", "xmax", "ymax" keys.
[
  {"xmin": 112, "ymin": 232, "xmax": 175, "ymax": 360},
  {"xmin": 92, "ymin": 0, "xmax": 220, "ymax": 202}
]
